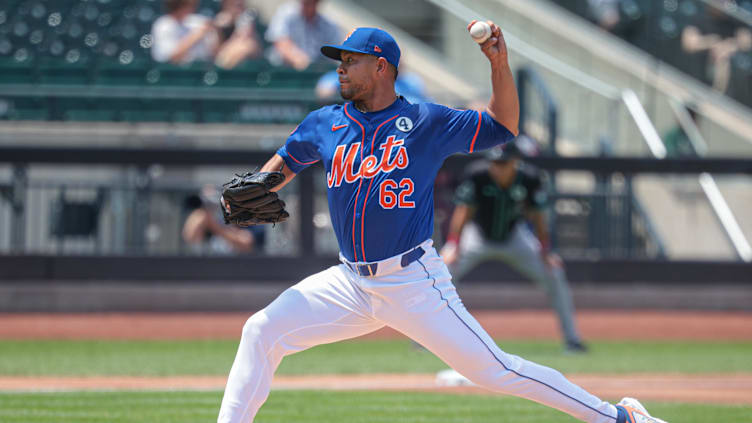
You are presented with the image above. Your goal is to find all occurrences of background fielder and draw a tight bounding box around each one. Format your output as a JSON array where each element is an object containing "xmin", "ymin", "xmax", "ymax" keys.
[
  {"xmin": 217, "ymin": 23, "xmax": 667, "ymax": 423},
  {"xmin": 440, "ymin": 137, "xmax": 586, "ymax": 352}
]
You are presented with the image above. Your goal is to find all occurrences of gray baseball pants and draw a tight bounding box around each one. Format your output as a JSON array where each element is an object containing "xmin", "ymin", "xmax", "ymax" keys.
[{"xmin": 449, "ymin": 222, "xmax": 582, "ymax": 345}]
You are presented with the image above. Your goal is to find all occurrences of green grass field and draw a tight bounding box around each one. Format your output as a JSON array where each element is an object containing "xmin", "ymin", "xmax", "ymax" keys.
[
  {"xmin": 1, "ymin": 339, "xmax": 751, "ymax": 376},
  {"xmin": 2, "ymin": 339, "xmax": 751, "ymax": 422},
  {"xmin": 0, "ymin": 390, "xmax": 749, "ymax": 423}
]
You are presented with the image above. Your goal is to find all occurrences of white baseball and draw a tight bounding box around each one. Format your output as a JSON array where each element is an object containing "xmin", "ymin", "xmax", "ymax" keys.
[{"xmin": 470, "ymin": 21, "xmax": 491, "ymax": 44}]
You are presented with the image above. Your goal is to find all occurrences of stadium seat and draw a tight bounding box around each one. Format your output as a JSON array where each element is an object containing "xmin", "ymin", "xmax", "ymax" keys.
[
  {"xmin": 212, "ymin": 60, "xmax": 269, "ymax": 88},
  {"xmin": 95, "ymin": 57, "xmax": 151, "ymax": 85},
  {"xmin": 0, "ymin": 0, "xmax": 332, "ymax": 123},
  {"xmin": 728, "ymin": 52, "xmax": 752, "ymax": 106},
  {"xmin": 0, "ymin": 55, "xmax": 35, "ymax": 83},
  {"xmin": 202, "ymin": 99, "xmax": 243, "ymax": 123},
  {"xmin": 38, "ymin": 56, "xmax": 93, "ymax": 84},
  {"xmin": 4, "ymin": 96, "xmax": 49, "ymax": 120},
  {"xmin": 58, "ymin": 98, "xmax": 117, "ymax": 121},
  {"xmin": 153, "ymin": 62, "xmax": 211, "ymax": 86}
]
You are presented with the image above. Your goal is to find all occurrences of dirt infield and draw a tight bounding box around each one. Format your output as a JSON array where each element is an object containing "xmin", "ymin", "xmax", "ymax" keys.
[
  {"xmin": 1, "ymin": 310, "xmax": 751, "ymax": 340},
  {"xmin": 2, "ymin": 373, "xmax": 751, "ymax": 405}
]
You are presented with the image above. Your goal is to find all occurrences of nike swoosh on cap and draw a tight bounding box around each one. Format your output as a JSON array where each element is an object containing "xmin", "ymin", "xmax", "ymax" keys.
[{"xmin": 332, "ymin": 124, "xmax": 348, "ymax": 131}]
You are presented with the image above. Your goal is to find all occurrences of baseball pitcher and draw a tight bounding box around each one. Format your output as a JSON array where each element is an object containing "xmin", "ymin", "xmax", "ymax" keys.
[{"xmin": 217, "ymin": 23, "xmax": 668, "ymax": 423}]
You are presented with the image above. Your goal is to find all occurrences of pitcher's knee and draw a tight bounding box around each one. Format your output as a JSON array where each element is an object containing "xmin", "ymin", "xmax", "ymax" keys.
[
  {"xmin": 464, "ymin": 367, "xmax": 511, "ymax": 388},
  {"xmin": 241, "ymin": 313, "xmax": 271, "ymax": 344},
  {"xmin": 461, "ymin": 353, "xmax": 530, "ymax": 389}
]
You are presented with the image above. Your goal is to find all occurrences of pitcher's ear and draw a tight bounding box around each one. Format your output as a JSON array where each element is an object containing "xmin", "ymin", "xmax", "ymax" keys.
[{"xmin": 377, "ymin": 57, "xmax": 388, "ymax": 74}]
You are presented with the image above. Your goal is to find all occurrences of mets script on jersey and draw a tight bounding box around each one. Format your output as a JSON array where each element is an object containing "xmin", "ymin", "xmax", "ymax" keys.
[
  {"xmin": 327, "ymin": 136, "xmax": 414, "ymax": 209},
  {"xmin": 327, "ymin": 136, "xmax": 410, "ymax": 187}
]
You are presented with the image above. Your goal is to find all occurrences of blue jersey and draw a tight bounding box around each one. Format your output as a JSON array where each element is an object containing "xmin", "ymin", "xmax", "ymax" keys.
[{"xmin": 277, "ymin": 96, "xmax": 514, "ymax": 262}]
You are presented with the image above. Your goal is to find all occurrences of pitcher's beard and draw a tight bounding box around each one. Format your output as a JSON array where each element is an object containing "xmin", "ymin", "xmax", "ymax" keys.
[
  {"xmin": 339, "ymin": 83, "xmax": 365, "ymax": 101},
  {"xmin": 339, "ymin": 86, "xmax": 355, "ymax": 100}
]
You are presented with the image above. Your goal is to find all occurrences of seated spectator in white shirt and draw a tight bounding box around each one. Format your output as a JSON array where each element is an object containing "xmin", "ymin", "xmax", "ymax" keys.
[
  {"xmin": 151, "ymin": 0, "xmax": 219, "ymax": 64},
  {"xmin": 265, "ymin": 0, "xmax": 341, "ymax": 70},
  {"xmin": 214, "ymin": 0, "xmax": 263, "ymax": 69}
]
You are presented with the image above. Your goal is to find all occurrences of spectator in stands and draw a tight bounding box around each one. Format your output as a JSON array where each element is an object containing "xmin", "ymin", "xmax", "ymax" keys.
[
  {"xmin": 682, "ymin": 6, "xmax": 752, "ymax": 93},
  {"xmin": 151, "ymin": 0, "xmax": 219, "ymax": 64},
  {"xmin": 662, "ymin": 105, "xmax": 699, "ymax": 158},
  {"xmin": 265, "ymin": 0, "xmax": 341, "ymax": 70},
  {"xmin": 182, "ymin": 185, "xmax": 262, "ymax": 254},
  {"xmin": 213, "ymin": 0, "xmax": 263, "ymax": 69},
  {"xmin": 587, "ymin": 0, "xmax": 621, "ymax": 31},
  {"xmin": 585, "ymin": 0, "xmax": 644, "ymax": 46},
  {"xmin": 315, "ymin": 66, "xmax": 432, "ymax": 104}
]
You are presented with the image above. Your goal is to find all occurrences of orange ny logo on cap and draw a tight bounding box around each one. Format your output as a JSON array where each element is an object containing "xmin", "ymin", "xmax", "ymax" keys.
[{"xmin": 374, "ymin": 45, "xmax": 382, "ymax": 53}]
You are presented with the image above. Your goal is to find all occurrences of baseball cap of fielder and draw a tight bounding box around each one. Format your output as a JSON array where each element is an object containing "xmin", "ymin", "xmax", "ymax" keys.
[{"xmin": 321, "ymin": 27, "xmax": 401, "ymax": 68}]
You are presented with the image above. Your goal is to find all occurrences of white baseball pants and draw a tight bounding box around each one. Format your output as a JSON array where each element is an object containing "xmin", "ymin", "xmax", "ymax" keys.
[{"xmin": 217, "ymin": 239, "xmax": 618, "ymax": 423}]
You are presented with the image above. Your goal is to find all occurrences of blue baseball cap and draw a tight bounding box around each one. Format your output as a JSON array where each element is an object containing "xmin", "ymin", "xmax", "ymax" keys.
[{"xmin": 321, "ymin": 27, "xmax": 401, "ymax": 68}]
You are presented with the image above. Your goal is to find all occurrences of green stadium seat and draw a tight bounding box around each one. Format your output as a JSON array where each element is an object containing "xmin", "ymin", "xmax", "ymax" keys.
[
  {"xmin": 93, "ymin": 97, "xmax": 199, "ymax": 123},
  {"xmin": 119, "ymin": 98, "xmax": 172, "ymax": 122},
  {"xmin": 64, "ymin": 109, "xmax": 118, "ymax": 121},
  {"xmin": 0, "ymin": 56, "xmax": 35, "ymax": 83},
  {"xmin": 162, "ymin": 98, "xmax": 199, "ymax": 122},
  {"xmin": 212, "ymin": 60, "xmax": 269, "ymax": 88},
  {"xmin": 202, "ymin": 99, "xmax": 243, "ymax": 123},
  {"xmin": 5, "ymin": 96, "xmax": 49, "ymax": 120},
  {"xmin": 37, "ymin": 56, "xmax": 93, "ymax": 84},
  {"xmin": 95, "ymin": 57, "xmax": 151, "ymax": 85},
  {"xmin": 58, "ymin": 98, "xmax": 116, "ymax": 121},
  {"xmin": 233, "ymin": 101, "xmax": 309, "ymax": 124},
  {"xmin": 0, "ymin": 0, "xmax": 332, "ymax": 123},
  {"xmin": 153, "ymin": 62, "xmax": 212, "ymax": 86}
]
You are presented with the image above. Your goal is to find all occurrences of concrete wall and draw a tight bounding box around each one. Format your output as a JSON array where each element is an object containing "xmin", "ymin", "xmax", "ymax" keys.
[{"xmin": 1, "ymin": 280, "xmax": 749, "ymax": 311}]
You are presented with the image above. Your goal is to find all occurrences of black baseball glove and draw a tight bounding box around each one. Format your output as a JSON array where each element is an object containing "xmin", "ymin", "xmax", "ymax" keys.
[{"xmin": 221, "ymin": 171, "xmax": 289, "ymax": 226}]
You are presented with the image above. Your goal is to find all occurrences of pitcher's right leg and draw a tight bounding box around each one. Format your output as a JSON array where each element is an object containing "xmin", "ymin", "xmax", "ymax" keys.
[
  {"xmin": 382, "ymin": 253, "xmax": 617, "ymax": 423},
  {"xmin": 218, "ymin": 265, "xmax": 383, "ymax": 423}
]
